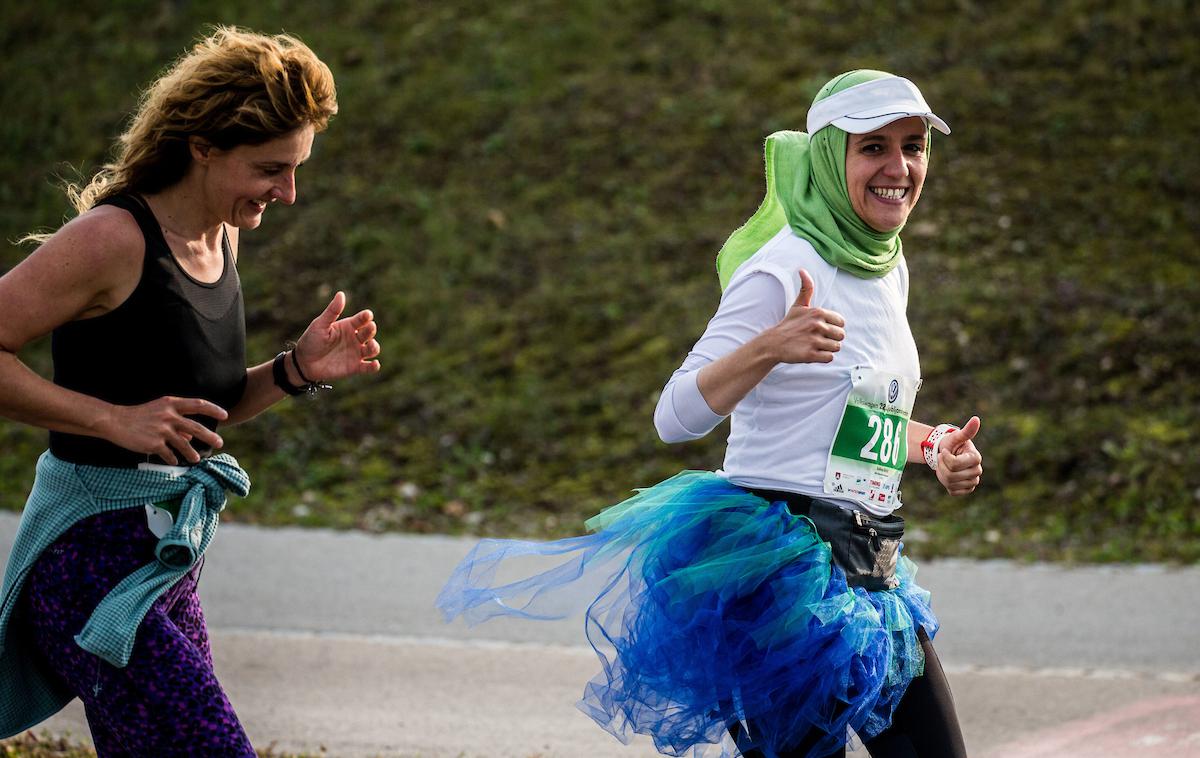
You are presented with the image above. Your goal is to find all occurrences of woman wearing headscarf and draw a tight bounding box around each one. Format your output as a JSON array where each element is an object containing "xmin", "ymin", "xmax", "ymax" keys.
[
  {"xmin": 439, "ymin": 70, "xmax": 980, "ymax": 758},
  {"xmin": 0, "ymin": 27, "xmax": 380, "ymax": 756}
]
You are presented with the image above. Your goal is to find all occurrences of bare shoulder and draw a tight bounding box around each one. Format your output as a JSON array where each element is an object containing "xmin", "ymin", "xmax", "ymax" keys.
[
  {"xmin": 0, "ymin": 205, "xmax": 146, "ymax": 348},
  {"xmin": 17, "ymin": 205, "xmax": 143, "ymax": 278},
  {"xmin": 54, "ymin": 204, "xmax": 146, "ymax": 264}
]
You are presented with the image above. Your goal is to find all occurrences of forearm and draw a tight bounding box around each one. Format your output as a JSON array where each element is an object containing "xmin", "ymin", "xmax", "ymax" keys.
[
  {"xmin": 655, "ymin": 272, "xmax": 794, "ymax": 440},
  {"xmin": 906, "ymin": 420, "xmax": 933, "ymax": 465},
  {"xmin": 0, "ymin": 349, "xmax": 116, "ymax": 438},
  {"xmin": 224, "ymin": 358, "xmax": 291, "ymax": 425},
  {"xmin": 695, "ymin": 331, "xmax": 781, "ymax": 416}
]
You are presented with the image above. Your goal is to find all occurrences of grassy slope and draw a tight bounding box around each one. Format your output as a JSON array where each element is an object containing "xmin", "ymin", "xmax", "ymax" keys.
[{"xmin": 1, "ymin": 0, "xmax": 1197, "ymax": 561}]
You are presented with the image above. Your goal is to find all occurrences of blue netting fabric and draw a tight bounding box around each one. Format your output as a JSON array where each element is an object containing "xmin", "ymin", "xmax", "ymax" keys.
[{"xmin": 436, "ymin": 470, "xmax": 939, "ymax": 758}]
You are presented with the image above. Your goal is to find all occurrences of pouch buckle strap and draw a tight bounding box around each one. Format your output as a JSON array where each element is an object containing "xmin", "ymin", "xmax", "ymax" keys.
[{"xmin": 748, "ymin": 488, "xmax": 815, "ymax": 517}]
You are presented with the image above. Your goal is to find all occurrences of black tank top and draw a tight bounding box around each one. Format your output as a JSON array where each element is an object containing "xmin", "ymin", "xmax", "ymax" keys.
[{"xmin": 49, "ymin": 193, "xmax": 247, "ymax": 466}]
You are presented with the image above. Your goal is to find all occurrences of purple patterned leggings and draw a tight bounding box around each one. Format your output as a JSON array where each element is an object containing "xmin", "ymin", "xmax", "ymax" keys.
[{"xmin": 17, "ymin": 508, "xmax": 254, "ymax": 757}]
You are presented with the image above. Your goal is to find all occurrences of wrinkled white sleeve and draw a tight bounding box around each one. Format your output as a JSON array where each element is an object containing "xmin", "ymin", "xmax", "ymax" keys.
[{"xmin": 654, "ymin": 272, "xmax": 790, "ymax": 443}]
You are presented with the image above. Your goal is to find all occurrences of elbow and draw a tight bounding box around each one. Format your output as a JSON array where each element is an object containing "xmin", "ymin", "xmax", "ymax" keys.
[
  {"xmin": 0, "ymin": 329, "xmax": 26, "ymax": 357},
  {"xmin": 653, "ymin": 373, "xmax": 728, "ymax": 444},
  {"xmin": 652, "ymin": 402, "xmax": 676, "ymax": 443},
  {"xmin": 656, "ymin": 424, "xmax": 696, "ymax": 445},
  {"xmin": 653, "ymin": 400, "xmax": 704, "ymax": 444},
  {"xmin": 655, "ymin": 423, "xmax": 688, "ymax": 445}
]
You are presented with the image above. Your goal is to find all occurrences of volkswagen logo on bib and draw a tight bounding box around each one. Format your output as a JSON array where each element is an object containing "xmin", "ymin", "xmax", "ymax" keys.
[{"xmin": 888, "ymin": 379, "xmax": 900, "ymax": 404}]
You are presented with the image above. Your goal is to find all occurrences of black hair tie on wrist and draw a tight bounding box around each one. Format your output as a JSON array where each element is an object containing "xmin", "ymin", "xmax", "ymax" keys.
[
  {"xmin": 291, "ymin": 346, "xmax": 316, "ymax": 385},
  {"xmin": 272, "ymin": 351, "xmax": 305, "ymax": 396}
]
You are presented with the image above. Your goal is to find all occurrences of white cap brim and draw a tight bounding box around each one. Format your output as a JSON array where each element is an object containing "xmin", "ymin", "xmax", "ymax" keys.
[
  {"xmin": 807, "ymin": 75, "xmax": 951, "ymax": 136},
  {"xmin": 832, "ymin": 110, "xmax": 951, "ymax": 136}
]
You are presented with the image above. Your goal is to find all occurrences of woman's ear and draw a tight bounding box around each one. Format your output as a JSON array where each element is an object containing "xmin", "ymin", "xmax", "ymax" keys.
[{"xmin": 188, "ymin": 136, "xmax": 215, "ymax": 163}]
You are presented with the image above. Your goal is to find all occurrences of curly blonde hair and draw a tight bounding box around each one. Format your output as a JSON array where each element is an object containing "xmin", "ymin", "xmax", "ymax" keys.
[{"xmin": 65, "ymin": 26, "xmax": 337, "ymax": 218}]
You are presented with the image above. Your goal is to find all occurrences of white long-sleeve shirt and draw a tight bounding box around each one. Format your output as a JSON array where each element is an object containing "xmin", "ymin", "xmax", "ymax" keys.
[{"xmin": 654, "ymin": 226, "xmax": 921, "ymax": 516}]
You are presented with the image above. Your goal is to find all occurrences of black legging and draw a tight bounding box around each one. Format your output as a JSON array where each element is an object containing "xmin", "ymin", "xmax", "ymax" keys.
[{"xmin": 731, "ymin": 627, "xmax": 967, "ymax": 758}]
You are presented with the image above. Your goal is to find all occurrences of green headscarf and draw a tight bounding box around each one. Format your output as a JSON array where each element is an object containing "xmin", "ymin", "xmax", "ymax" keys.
[{"xmin": 716, "ymin": 69, "xmax": 912, "ymax": 289}]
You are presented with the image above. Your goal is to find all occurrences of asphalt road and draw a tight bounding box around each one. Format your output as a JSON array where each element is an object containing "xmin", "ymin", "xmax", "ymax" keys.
[{"xmin": 3, "ymin": 514, "xmax": 1198, "ymax": 757}]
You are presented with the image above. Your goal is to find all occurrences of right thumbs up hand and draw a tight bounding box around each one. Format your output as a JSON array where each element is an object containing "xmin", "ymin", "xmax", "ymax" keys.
[{"xmin": 766, "ymin": 269, "xmax": 846, "ymax": 364}]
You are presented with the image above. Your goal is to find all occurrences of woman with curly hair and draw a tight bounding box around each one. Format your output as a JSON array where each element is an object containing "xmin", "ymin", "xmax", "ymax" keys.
[{"xmin": 0, "ymin": 27, "xmax": 380, "ymax": 755}]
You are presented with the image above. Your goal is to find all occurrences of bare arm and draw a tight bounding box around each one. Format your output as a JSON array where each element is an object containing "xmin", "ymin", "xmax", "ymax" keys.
[
  {"xmin": 0, "ymin": 208, "xmax": 226, "ymax": 464},
  {"xmin": 906, "ymin": 420, "xmax": 934, "ymax": 464}
]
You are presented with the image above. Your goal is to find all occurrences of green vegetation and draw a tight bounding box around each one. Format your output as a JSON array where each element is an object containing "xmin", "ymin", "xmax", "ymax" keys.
[
  {"xmin": 0, "ymin": 733, "xmax": 92, "ymax": 758},
  {"xmin": 2, "ymin": 1, "xmax": 1197, "ymax": 562},
  {"xmin": 0, "ymin": 731, "xmax": 315, "ymax": 757}
]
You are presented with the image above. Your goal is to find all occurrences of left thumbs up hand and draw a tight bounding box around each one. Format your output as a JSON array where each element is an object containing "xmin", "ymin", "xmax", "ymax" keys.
[{"xmin": 936, "ymin": 416, "xmax": 983, "ymax": 496}]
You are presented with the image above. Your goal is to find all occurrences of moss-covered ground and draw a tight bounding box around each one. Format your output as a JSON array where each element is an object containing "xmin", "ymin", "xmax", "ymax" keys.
[{"xmin": 2, "ymin": 1, "xmax": 1198, "ymax": 562}]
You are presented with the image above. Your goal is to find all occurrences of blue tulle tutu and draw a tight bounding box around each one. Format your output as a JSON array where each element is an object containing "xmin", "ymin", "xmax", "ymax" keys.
[{"xmin": 437, "ymin": 471, "xmax": 938, "ymax": 758}]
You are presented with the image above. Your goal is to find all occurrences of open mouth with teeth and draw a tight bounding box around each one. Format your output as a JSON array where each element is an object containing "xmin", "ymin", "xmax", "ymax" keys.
[{"xmin": 870, "ymin": 187, "xmax": 909, "ymax": 201}]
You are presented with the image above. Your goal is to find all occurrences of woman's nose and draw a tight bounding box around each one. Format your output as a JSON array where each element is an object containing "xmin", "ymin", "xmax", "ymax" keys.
[
  {"xmin": 881, "ymin": 148, "xmax": 910, "ymax": 179},
  {"xmin": 273, "ymin": 173, "xmax": 298, "ymax": 205}
]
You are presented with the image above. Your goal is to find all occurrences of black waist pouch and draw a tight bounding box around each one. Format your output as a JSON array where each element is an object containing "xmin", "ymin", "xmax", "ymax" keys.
[
  {"xmin": 750, "ymin": 488, "xmax": 906, "ymax": 592},
  {"xmin": 806, "ymin": 498, "xmax": 904, "ymax": 591}
]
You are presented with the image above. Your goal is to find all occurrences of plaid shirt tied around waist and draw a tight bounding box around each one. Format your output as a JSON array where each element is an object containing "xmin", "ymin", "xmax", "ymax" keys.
[{"xmin": 0, "ymin": 450, "xmax": 250, "ymax": 737}]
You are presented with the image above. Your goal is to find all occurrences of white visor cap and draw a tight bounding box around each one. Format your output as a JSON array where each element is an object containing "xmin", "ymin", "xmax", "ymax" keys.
[{"xmin": 806, "ymin": 75, "xmax": 951, "ymax": 136}]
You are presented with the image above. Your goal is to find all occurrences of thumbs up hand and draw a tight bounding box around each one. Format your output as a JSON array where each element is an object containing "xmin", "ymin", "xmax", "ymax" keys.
[
  {"xmin": 766, "ymin": 269, "xmax": 847, "ymax": 364},
  {"xmin": 936, "ymin": 416, "xmax": 983, "ymax": 496}
]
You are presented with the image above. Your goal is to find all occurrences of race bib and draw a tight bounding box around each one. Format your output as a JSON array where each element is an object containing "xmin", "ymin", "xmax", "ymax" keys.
[{"xmin": 823, "ymin": 367, "xmax": 920, "ymax": 510}]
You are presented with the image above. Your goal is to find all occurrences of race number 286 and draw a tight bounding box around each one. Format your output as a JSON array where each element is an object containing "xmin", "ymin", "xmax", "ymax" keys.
[
  {"xmin": 861, "ymin": 414, "xmax": 904, "ymax": 466},
  {"xmin": 831, "ymin": 406, "xmax": 907, "ymax": 471}
]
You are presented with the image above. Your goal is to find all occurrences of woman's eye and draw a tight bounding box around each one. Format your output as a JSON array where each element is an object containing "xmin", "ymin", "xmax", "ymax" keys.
[{"xmin": 905, "ymin": 143, "xmax": 926, "ymax": 154}]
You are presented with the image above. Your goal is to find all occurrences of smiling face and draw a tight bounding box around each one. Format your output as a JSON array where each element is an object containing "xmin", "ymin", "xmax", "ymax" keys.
[
  {"xmin": 193, "ymin": 124, "xmax": 315, "ymax": 230},
  {"xmin": 844, "ymin": 116, "xmax": 928, "ymax": 232}
]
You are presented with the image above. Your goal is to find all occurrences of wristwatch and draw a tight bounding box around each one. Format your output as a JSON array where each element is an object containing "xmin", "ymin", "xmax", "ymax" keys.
[{"xmin": 272, "ymin": 351, "xmax": 306, "ymax": 396}]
